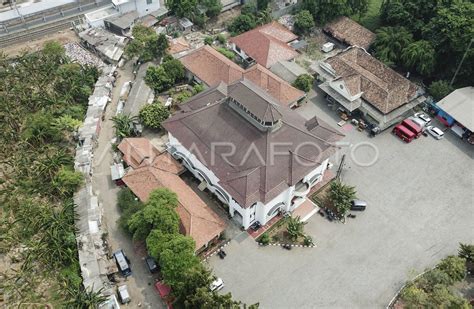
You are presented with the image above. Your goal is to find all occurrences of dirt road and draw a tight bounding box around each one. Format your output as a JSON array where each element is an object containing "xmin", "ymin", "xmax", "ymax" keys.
[
  {"xmin": 92, "ymin": 61, "xmax": 165, "ymax": 309},
  {"xmin": 1, "ymin": 29, "xmax": 79, "ymax": 57}
]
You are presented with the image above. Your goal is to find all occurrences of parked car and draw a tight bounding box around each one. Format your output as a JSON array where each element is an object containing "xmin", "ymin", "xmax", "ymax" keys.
[
  {"xmin": 250, "ymin": 221, "xmax": 261, "ymax": 231},
  {"xmin": 426, "ymin": 126, "xmax": 444, "ymax": 140},
  {"xmin": 392, "ymin": 124, "xmax": 415, "ymax": 143},
  {"xmin": 408, "ymin": 117, "xmax": 427, "ymax": 130},
  {"xmin": 145, "ymin": 256, "xmax": 159, "ymax": 274},
  {"xmin": 114, "ymin": 249, "xmax": 132, "ymax": 277},
  {"xmin": 402, "ymin": 119, "xmax": 422, "ymax": 138},
  {"xmin": 210, "ymin": 278, "xmax": 224, "ymax": 292},
  {"xmin": 117, "ymin": 285, "xmax": 131, "ymax": 304},
  {"xmin": 414, "ymin": 112, "xmax": 432, "ymax": 126},
  {"xmin": 350, "ymin": 200, "xmax": 367, "ymax": 211}
]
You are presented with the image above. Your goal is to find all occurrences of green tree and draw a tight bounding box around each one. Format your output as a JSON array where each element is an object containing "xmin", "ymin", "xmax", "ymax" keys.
[
  {"xmin": 139, "ymin": 102, "xmax": 171, "ymax": 129},
  {"xmin": 257, "ymin": 0, "xmax": 270, "ymax": 10},
  {"xmin": 401, "ymin": 40, "xmax": 436, "ymax": 75},
  {"xmin": 117, "ymin": 188, "xmax": 143, "ymax": 212},
  {"xmin": 400, "ymin": 283, "xmax": 429, "ymax": 307},
  {"xmin": 127, "ymin": 189, "xmax": 180, "ymax": 240},
  {"xmin": 165, "ymin": 0, "xmax": 198, "ymax": 18},
  {"xmin": 256, "ymin": 8, "xmax": 272, "ymax": 26},
  {"xmin": 162, "ymin": 56, "xmax": 185, "ymax": 83},
  {"xmin": 328, "ymin": 181, "xmax": 356, "ymax": 216},
  {"xmin": 145, "ymin": 66, "xmax": 174, "ymax": 93},
  {"xmin": 428, "ymin": 80, "xmax": 453, "ymax": 101},
  {"xmin": 293, "ymin": 74, "xmax": 314, "ymax": 92},
  {"xmin": 302, "ymin": 0, "xmax": 367, "ymax": 25},
  {"xmin": 111, "ymin": 114, "xmax": 137, "ymax": 138},
  {"xmin": 22, "ymin": 111, "xmax": 62, "ymax": 144},
  {"xmin": 294, "ymin": 10, "xmax": 315, "ymax": 35},
  {"xmin": 65, "ymin": 285, "xmax": 108, "ymax": 308},
  {"xmin": 458, "ymin": 243, "xmax": 474, "ymax": 262},
  {"xmin": 160, "ymin": 235, "xmax": 200, "ymax": 294},
  {"xmin": 146, "ymin": 229, "xmax": 176, "ymax": 261},
  {"xmin": 52, "ymin": 167, "xmax": 83, "ymax": 196},
  {"xmin": 286, "ymin": 216, "xmax": 306, "ymax": 241},
  {"xmin": 201, "ymin": 0, "xmax": 222, "ymax": 18},
  {"xmin": 372, "ymin": 26, "xmax": 413, "ymax": 66},
  {"xmin": 125, "ymin": 25, "xmax": 169, "ymax": 61},
  {"xmin": 259, "ymin": 233, "xmax": 270, "ymax": 245},
  {"xmin": 436, "ymin": 256, "xmax": 466, "ymax": 284},
  {"xmin": 204, "ymin": 36, "xmax": 213, "ymax": 45},
  {"xmin": 228, "ymin": 14, "xmax": 257, "ymax": 36}
]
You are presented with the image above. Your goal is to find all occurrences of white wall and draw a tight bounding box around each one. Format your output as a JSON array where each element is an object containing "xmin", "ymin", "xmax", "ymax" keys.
[
  {"xmin": 114, "ymin": 0, "xmax": 160, "ymax": 17},
  {"xmin": 168, "ymin": 133, "xmax": 330, "ymax": 229},
  {"xmin": 329, "ymin": 79, "xmax": 362, "ymax": 102}
]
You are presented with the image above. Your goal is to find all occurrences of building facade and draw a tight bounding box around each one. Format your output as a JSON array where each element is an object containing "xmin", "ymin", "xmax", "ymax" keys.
[{"xmin": 163, "ymin": 80, "xmax": 343, "ymax": 229}]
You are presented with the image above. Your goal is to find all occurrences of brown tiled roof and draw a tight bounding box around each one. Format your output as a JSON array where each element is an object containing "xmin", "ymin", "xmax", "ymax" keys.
[
  {"xmin": 119, "ymin": 138, "xmax": 224, "ymax": 249},
  {"xmin": 244, "ymin": 64, "xmax": 305, "ymax": 106},
  {"xmin": 179, "ymin": 45, "xmax": 305, "ymax": 106},
  {"xmin": 326, "ymin": 47, "xmax": 418, "ymax": 114},
  {"xmin": 324, "ymin": 17, "xmax": 376, "ymax": 50},
  {"xmin": 230, "ymin": 21, "xmax": 299, "ymax": 68},
  {"xmin": 162, "ymin": 80, "xmax": 344, "ymax": 208},
  {"xmin": 118, "ymin": 138, "xmax": 161, "ymax": 169}
]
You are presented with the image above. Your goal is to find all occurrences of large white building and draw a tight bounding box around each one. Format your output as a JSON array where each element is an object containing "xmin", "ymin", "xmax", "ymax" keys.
[
  {"xmin": 163, "ymin": 79, "xmax": 343, "ymax": 229},
  {"xmin": 85, "ymin": 0, "xmax": 161, "ymax": 28}
]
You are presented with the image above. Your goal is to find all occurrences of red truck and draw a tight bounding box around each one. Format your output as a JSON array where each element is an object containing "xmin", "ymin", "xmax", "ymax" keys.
[{"xmin": 393, "ymin": 124, "xmax": 416, "ymax": 143}]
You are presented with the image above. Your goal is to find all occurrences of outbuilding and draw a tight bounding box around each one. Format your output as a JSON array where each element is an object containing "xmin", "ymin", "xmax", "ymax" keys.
[{"xmin": 435, "ymin": 86, "xmax": 474, "ymax": 143}]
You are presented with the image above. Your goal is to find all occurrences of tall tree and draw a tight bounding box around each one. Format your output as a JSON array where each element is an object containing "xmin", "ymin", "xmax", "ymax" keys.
[
  {"xmin": 125, "ymin": 25, "xmax": 169, "ymax": 61},
  {"xmin": 201, "ymin": 0, "xmax": 222, "ymax": 18},
  {"xmin": 401, "ymin": 40, "xmax": 436, "ymax": 75},
  {"xmin": 302, "ymin": 0, "xmax": 368, "ymax": 24},
  {"xmin": 372, "ymin": 26, "xmax": 413, "ymax": 66},
  {"xmin": 294, "ymin": 10, "xmax": 315, "ymax": 34},
  {"xmin": 165, "ymin": 0, "xmax": 198, "ymax": 18},
  {"xmin": 328, "ymin": 181, "xmax": 357, "ymax": 216}
]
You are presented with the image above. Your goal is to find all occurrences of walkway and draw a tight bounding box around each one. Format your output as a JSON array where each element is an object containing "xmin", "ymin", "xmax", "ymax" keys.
[{"xmin": 91, "ymin": 61, "xmax": 165, "ymax": 308}]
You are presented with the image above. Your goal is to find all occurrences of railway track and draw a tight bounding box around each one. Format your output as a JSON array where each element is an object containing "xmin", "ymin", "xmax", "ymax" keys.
[{"xmin": 0, "ymin": 16, "xmax": 81, "ymax": 48}]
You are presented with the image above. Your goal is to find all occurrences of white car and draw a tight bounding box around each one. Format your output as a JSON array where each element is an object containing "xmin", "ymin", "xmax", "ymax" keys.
[
  {"xmin": 414, "ymin": 112, "xmax": 432, "ymax": 125},
  {"xmin": 210, "ymin": 277, "xmax": 224, "ymax": 292},
  {"xmin": 427, "ymin": 126, "xmax": 444, "ymax": 139}
]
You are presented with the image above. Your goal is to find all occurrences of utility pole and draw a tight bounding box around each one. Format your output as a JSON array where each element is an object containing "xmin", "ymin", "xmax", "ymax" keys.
[
  {"xmin": 450, "ymin": 38, "xmax": 473, "ymax": 86},
  {"xmin": 336, "ymin": 154, "xmax": 346, "ymax": 180}
]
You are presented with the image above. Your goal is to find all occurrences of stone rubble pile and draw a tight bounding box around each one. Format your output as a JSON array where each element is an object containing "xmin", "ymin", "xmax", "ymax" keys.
[
  {"xmin": 64, "ymin": 42, "xmax": 105, "ymax": 68},
  {"xmin": 279, "ymin": 14, "xmax": 295, "ymax": 31}
]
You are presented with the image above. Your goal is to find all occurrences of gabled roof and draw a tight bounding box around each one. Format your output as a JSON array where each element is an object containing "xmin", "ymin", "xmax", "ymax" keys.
[
  {"xmin": 163, "ymin": 80, "xmax": 344, "ymax": 208},
  {"xmin": 178, "ymin": 45, "xmax": 305, "ymax": 106},
  {"xmin": 228, "ymin": 79, "xmax": 283, "ymax": 123},
  {"xmin": 118, "ymin": 137, "xmax": 161, "ymax": 169},
  {"xmin": 324, "ymin": 16, "xmax": 376, "ymax": 50},
  {"xmin": 325, "ymin": 47, "xmax": 418, "ymax": 114},
  {"xmin": 119, "ymin": 139, "xmax": 225, "ymax": 250},
  {"xmin": 230, "ymin": 21, "xmax": 299, "ymax": 68}
]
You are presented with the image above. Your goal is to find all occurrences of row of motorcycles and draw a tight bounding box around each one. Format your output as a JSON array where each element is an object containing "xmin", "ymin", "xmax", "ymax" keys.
[{"xmin": 319, "ymin": 208, "xmax": 356, "ymax": 221}]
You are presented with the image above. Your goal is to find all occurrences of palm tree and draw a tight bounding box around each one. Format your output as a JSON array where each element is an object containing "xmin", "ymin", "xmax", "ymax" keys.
[
  {"xmin": 401, "ymin": 40, "xmax": 436, "ymax": 75},
  {"xmin": 328, "ymin": 181, "xmax": 357, "ymax": 216},
  {"xmin": 373, "ymin": 26, "xmax": 413, "ymax": 66},
  {"xmin": 286, "ymin": 216, "xmax": 306, "ymax": 241},
  {"xmin": 111, "ymin": 114, "xmax": 138, "ymax": 139},
  {"xmin": 458, "ymin": 243, "xmax": 474, "ymax": 262},
  {"xmin": 65, "ymin": 285, "xmax": 108, "ymax": 308}
]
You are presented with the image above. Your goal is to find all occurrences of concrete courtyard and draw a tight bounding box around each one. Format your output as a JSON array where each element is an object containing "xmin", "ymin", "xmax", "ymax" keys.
[{"xmin": 206, "ymin": 89, "xmax": 474, "ymax": 308}]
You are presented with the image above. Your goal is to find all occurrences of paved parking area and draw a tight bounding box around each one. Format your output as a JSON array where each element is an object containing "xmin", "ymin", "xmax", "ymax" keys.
[{"xmin": 206, "ymin": 90, "xmax": 474, "ymax": 308}]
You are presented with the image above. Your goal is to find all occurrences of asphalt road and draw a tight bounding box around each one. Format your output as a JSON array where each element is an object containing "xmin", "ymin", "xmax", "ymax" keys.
[{"xmin": 207, "ymin": 88, "xmax": 474, "ymax": 308}]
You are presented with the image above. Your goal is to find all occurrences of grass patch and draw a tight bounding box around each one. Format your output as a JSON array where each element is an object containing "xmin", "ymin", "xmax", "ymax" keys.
[{"xmin": 352, "ymin": 0, "xmax": 383, "ymax": 32}]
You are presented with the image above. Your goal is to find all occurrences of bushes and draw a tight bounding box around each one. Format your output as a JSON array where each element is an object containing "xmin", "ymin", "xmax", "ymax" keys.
[
  {"xmin": 294, "ymin": 10, "xmax": 314, "ymax": 34},
  {"xmin": 428, "ymin": 80, "xmax": 453, "ymax": 101},
  {"xmin": 139, "ymin": 102, "xmax": 170, "ymax": 129},
  {"xmin": 398, "ymin": 247, "xmax": 470, "ymax": 308},
  {"xmin": 215, "ymin": 47, "xmax": 235, "ymax": 60},
  {"xmin": 259, "ymin": 233, "xmax": 270, "ymax": 245},
  {"xmin": 145, "ymin": 57, "xmax": 186, "ymax": 94},
  {"xmin": 293, "ymin": 74, "xmax": 314, "ymax": 92}
]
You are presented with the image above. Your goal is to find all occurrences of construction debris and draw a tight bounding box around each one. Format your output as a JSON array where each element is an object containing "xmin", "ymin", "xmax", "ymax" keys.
[{"xmin": 64, "ymin": 42, "xmax": 105, "ymax": 68}]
